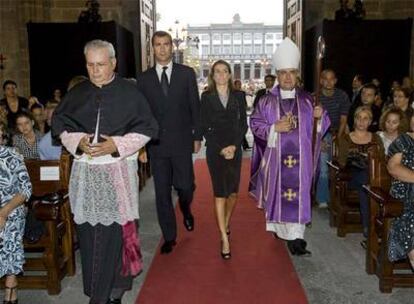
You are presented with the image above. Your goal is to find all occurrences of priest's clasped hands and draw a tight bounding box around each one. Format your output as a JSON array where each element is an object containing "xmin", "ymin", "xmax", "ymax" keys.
[
  {"xmin": 274, "ymin": 105, "xmax": 323, "ymax": 133},
  {"xmin": 274, "ymin": 115, "xmax": 297, "ymax": 133},
  {"xmin": 78, "ymin": 134, "xmax": 118, "ymax": 157}
]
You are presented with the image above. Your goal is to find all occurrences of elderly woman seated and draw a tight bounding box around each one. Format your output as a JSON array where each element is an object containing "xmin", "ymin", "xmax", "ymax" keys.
[
  {"xmin": 338, "ymin": 106, "xmax": 384, "ymax": 244},
  {"xmin": 387, "ymin": 112, "xmax": 414, "ymax": 271},
  {"xmin": 0, "ymin": 122, "xmax": 32, "ymax": 304}
]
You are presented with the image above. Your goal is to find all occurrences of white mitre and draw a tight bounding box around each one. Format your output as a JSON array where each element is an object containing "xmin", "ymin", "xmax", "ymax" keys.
[{"xmin": 273, "ymin": 37, "xmax": 300, "ymax": 71}]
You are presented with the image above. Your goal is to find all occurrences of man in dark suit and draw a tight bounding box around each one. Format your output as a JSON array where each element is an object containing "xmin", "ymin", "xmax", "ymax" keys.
[
  {"xmin": 252, "ymin": 74, "xmax": 276, "ymax": 109},
  {"xmin": 137, "ymin": 31, "xmax": 201, "ymax": 254}
]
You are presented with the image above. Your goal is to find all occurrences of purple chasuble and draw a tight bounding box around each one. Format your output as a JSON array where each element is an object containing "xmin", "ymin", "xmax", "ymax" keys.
[{"xmin": 249, "ymin": 86, "xmax": 330, "ymax": 224}]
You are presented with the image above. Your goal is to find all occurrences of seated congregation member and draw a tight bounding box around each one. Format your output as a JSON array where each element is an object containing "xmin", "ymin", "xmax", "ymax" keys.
[
  {"xmin": 348, "ymin": 83, "xmax": 381, "ymax": 132},
  {"xmin": 52, "ymin": 88, "xmax": 62, "ymax": 102},
  {"xmin": 338, "ymin": 106, "xmax": 384, "ymax": 243},
  {"xmin": 0, "ymin": 124, "xmax": 32, "ymax": 304},
  {"xmin": 200, "ymin": 60, "xmax": 248, "ymax": 260},
  {"xmin": 387, "ymin": 113, "xmax": 414, "ymax": 270},
  {"xmin": 39, "ymin": 100, "xmax": 61, "ymax": 160},
  {"xmin": 392, "ymin": 87, "xmax": 413, "ymax": 122},
  {"xmin": 12, "ymin": 112, "xmax": 42, "ymax": 159},
  {"xmin": 0, "ymin": 120, "xmax": 11, "ymax": 147},
  {"xmin": 30, "ymin": 103, "xmax": 48, "ymax": 135},
  {"xmin": 27, "ymin": 96, "xmax": 42, "ymax": 110},
  {"xmin": 377, "ymin": 107, "xmax": 407, "ymax": 154},
  {"xmin": 0, "ymin": 80, "xmax": 29, "ymax": 132},
  {"xmin": 67, "ymin": 75, "xmax": 88, "ymax": 91},
  {"xmin": 351, "ymin": 74, "xmax": 365, "ymax": 104}
]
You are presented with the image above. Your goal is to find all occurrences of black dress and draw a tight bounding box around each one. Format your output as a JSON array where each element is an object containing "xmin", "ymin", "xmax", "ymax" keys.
[{"xmin": 200, "ymin": 90, "xmax": 248, "ymax": 197}]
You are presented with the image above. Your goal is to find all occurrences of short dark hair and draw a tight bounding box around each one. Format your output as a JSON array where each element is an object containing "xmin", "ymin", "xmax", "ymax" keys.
[
  {"xmin": 15, "ymin": 111, "xmax": 33, "ymax": 124},
  {"xmin": 393, "ymin": 87, "xmax": 411, "ymax": 99},
  {"xmin": 2, "ymin": 80, "xmax": 17, "ymax": 91},
  {"xmin": 321, "ymin": 69, "xmax": 336, "ymax": 78},
  {"xmin": 152, "ymin": 31, "xmax": 172, "ymax": 46},
  {"xmin": 362, "ymin": 83, "xmax": 378, "ymax": 95},
  {"xmin": 45, "ymin": 100, "xmax": 59, "ymax": 109},
  {"xmin": 264, "ymin": 74, "xmax": 276, "ymax": 81},
  {"xmin": 354, "ymin": 74, "xmax": 365, "ymax": 84},
  {"xmin": 30, "ymin": 104, "xmax": 44, "ymax": 111}
]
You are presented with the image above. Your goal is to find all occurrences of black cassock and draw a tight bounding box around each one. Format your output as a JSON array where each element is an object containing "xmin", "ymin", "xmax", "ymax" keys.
[{"xmin": 52, "ymin": 75, "xmax": 158, "ymax": 303}]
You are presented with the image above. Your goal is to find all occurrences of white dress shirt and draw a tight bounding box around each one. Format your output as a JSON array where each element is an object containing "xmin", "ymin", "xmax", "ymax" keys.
[{"xmin": 155, "ymin": 60, "xmax": 173, "ymax": 83}]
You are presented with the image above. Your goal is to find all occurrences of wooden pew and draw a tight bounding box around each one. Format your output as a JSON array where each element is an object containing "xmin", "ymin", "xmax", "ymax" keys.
[
  {"xmin": 364, "ymin": 144, "xmax": 414, "ymax": 293},
  {"xmin": 17, "ymin": 152, "xmax": 75, "ymax": 294},
  {"xmin": 327, "ymin": 138, "xmax": 363, "ymax": 236}
]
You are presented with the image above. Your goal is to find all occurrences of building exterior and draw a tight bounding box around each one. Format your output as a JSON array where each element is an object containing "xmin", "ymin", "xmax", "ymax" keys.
[{"xmin": 187, "ymin": 14, "xmax": 283, "ymax": 80}]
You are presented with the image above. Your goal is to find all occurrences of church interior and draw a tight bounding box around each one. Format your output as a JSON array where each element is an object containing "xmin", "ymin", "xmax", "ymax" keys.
[{"xmin": 1, "ymin": 0, "xmax": 414, "ymax": 303}]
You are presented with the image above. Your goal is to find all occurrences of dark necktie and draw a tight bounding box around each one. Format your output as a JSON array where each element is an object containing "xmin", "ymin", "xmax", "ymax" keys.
[{"xmin": 161, "ymin": 66, "xmax": 169, "ymax": 97}]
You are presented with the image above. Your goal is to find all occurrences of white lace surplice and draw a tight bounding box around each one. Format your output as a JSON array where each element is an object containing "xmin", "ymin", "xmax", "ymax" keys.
[{"xmin": 60, "ymin": 131, "xmax": 150, "ymax": 226}]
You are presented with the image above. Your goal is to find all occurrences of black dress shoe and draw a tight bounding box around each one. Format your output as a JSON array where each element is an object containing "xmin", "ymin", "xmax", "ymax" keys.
[
  {"xmin": 183, "ymin": 214, "xmax": 194, "ymax": 231},
  {"xmin": 294, "ymin": 239, "xmax": 312, "ymax": 256},
  {"xmin": 160, "ymin": 240, "xmax": 176, "ymax": 254},
  {"xmin": 287, "ymin": 240, "xmax": 297, "ymax": 255}
]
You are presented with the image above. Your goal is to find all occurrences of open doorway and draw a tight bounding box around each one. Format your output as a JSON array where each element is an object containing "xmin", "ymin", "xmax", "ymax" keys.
[{"xmin": 147, "ymin": 0, "xmax": 284, "ymax": 109}]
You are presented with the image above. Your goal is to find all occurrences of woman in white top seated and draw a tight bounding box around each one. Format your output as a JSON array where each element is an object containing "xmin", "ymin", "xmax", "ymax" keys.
[{"xmin": 377, "ymin": 107, "xmax": 408, "ymax": 154}]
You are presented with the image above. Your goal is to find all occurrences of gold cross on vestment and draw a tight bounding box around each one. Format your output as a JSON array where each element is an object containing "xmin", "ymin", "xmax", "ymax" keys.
[
  {"xmin": 283, "ymin": 155, "xmax": 297, "ymax": 168},
  {"xmin": 283, "ymin": 189, "xmax": 297, "ymax": 201}
]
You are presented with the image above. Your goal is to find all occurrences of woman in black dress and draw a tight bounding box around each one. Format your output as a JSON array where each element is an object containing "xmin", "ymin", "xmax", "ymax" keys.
[{"xmin": 200, "ymin": 60, "xmax": 248, "ymax": 259}]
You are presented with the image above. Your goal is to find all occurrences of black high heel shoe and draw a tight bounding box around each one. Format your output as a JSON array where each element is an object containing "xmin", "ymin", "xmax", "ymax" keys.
[
  {"xmin": 221, "ymin": 240, "xmax": 231, "ymax": 260},
  {"xmin": 3, "ymin": 286, "xmax": 18, "ymax": 304},
  {"xmin": 221, "ymin": 251, "xmax": 231, "ymax": 259}
]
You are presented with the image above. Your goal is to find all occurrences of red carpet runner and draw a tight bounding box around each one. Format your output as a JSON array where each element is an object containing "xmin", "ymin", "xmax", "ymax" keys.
[{"xmin": 136, "ymin": 159, "xmax": 308, "ymax": 304}]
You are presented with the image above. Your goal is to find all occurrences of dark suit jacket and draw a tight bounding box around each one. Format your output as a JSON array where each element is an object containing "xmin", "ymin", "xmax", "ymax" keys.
[
  {"xmin": 253, "ymin": 88, "xmax": 268, "ymax": 109},
  {"xmin": 137, "ymin": 63, "xmax": 201, "ymax": 157},
  {"xmin": 200, "ymin": 90, "xmax": 248, "ymax": 152}
]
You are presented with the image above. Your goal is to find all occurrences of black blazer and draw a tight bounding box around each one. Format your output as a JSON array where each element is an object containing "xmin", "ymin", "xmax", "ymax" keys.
[
  {"xmin": 137, "ymin": 63, "xmax": 201, "ymax": 157},
  {"xmin": 200, "ymin": 90, "xmax": 248, "ymax": 152}
]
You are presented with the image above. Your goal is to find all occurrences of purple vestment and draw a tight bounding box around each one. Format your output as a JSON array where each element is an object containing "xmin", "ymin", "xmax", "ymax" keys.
[{"xmin": 249, "ymin": 86, "xmax": 330, "ymax": 224}]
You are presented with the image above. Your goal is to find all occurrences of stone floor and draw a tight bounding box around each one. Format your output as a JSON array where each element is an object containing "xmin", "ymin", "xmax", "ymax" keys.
[{"xmin": 2, "ymin": 131, "xmax": 413, "ymax": 303}]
